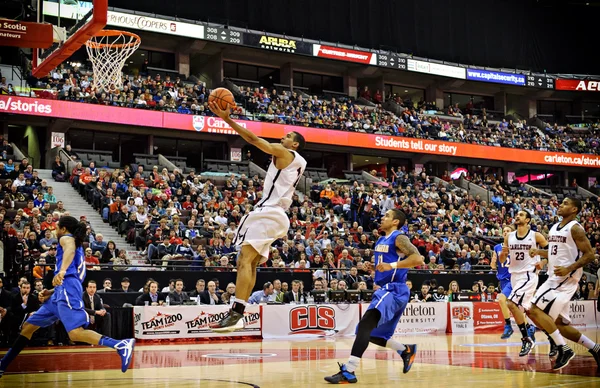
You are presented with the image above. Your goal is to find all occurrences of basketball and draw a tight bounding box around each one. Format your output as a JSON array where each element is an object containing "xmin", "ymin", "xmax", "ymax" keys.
[{"xmin": 209, "ymin": 88, "xmax": 236, "ymax": 111}]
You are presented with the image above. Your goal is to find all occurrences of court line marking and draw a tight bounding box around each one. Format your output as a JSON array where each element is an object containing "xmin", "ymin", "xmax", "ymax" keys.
[{"xmin": 22, "ymin": 377, "xmax": 260, "ymax": 387}]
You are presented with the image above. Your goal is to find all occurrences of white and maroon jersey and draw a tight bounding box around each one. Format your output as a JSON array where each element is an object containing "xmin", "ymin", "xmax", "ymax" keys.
[
  {"xmin": 547, "ymin": 220, "xmax": 583, "ymax": 281},
  {"xmin": 256, "ymin": 150, "xmax": 306, "ymax": 210},
  {"xmin": 507, "ymin": 229, "xmax": 539, "ymax": 274}
]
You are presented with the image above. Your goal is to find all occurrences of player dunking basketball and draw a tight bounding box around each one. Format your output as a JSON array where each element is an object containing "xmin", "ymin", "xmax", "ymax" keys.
[
  {"xmin": 324, "ymin": 209, "xmax": 423, "ymax": 384},
  {"xmin": 0, "ymin": 216, "xmax": 135, "ymax": 377},
  {"xmin": 207, "ymin": 101, "xmax": 306, "ymax": 332},
  {"xmin": 499, "ymin": 210, "xmax": 548, "ymax": 357},
  {"xmin": 528, "ymin": 197, "xmax": 600, "ymax": 371}
]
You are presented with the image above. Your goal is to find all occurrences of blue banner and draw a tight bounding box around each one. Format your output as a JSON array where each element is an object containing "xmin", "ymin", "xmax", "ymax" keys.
[{"xmin": 466, "ymin": 69, "xmax": 526, "ymax": 86}]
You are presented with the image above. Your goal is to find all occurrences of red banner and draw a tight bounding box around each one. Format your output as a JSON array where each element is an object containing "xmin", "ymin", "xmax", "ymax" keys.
[
  {"xmin": 555, "ymin": 79, "xmax": 600, "ymax": 92},
  {"xmin": 472, "ymin": 302, "xmax": 504, "ymax": 333},
  {"xmin": 0, "ymin": 18, "xmax": 53, "ymax": 48},
  {"xmin": 2, "ymin": 95, "xmax": 600, "ymax": 168},
  {"xmin": 313, "ymin": 44, "xmax": 377, "ymax": 65}
]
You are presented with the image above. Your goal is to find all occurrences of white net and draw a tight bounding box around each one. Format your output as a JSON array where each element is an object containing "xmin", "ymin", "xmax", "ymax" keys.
[{"xmin": 85, "ymin": 30, "xmax": 140, "ymax": 91}]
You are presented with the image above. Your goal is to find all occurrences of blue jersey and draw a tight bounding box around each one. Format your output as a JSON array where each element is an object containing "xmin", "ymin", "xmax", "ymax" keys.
[
  {"xmin": 494, "ymin": 243, "xmax": 510, "ymax": 281},
  {"xmin": 56, "ymin": 234, "xmax": 86, "ymax": 283},
  {"xmin": 374, "ymin": 230, "xmax": 408, "ymax": 286}
]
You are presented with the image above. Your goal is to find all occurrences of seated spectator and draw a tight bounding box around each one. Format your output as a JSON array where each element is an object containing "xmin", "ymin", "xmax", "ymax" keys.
[
  {"xmin": 137, "ymin": 281, "xmax": 165, "ymax": 306},
  {"xmin": 84, "ymin": 247, "xmax": 100, "ymax": 270},
  {"xmin": 97, "ymin": 278, "xmax": 112, "ymax": 293},
  {"xmin": 412, "ymin": 283, "xmax": 433, "ymax": 302},
  {"xmin": 221, "ymin": 282, "xmax": 236, "ymax": 304},
  {"xmin": 100, "ymin": 240, "xmax": 119, "ymax": 264},
  {"xmin": 51, "ymin": 156, "xmax": 66, "ymax": 181},
  {"xmin": 119, "ymin": 277, "xmax": 132, "ymax": 292},
  {"xmin": 112, "ymin": 250, "xmax": 130, "ymax": 270},
  {"xmin": 33, "ymin": 258, "xmax": 52, "ymax": 279},
  {"xmin": 248, "ymin": 282, "xmax": 275, "ymax": 304},
  {"xmin": 82, "ymin": 280, "xmax": 111, "ymax": 336},
  {"xmin": 167, "ymin": 279, "xmax": 190, "ymax": 305},
  {"xmin": 188, "ymin": 279, "xmax": 206, "ymax": 298},
  {"xmin": 199, "ymin": 280, "xmax": 223, "ymax": 305},
  {"xmin": 90, "ymin": 233, "xmax": 107, "ymax": 254},
  {"xmin": 283, "ymin": 280, "xmax": 303, "ymax": 304}
]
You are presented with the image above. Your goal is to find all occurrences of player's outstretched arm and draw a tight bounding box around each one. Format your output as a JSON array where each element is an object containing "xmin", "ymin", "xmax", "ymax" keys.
[
  {"xmin": 499, "ymin": 233, "xmax": 509, "ymax": 263},
  {"xmin": 534, "ymin": 232, "xmax": 549, "ymax": 269},
  {"xmin": 208, "ymin": 101, "xmax": 291, "ymax": 160}
]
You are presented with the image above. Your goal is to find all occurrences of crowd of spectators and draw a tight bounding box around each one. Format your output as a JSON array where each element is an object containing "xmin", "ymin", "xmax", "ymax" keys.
[{"xmin": 17, "ymin": 64, "xmax": 600, "ymax": 155}]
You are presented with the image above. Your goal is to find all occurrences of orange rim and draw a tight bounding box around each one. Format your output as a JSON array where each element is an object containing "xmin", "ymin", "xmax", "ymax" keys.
[{"xmin": 85, "ymin": 30, "xmax": 141, "ymax": 49}]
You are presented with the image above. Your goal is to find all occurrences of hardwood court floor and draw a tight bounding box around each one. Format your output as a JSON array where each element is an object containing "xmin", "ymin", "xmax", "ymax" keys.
[{"xmin": 1, "ymin": 329, "xmax": 600, "ymax": 387}]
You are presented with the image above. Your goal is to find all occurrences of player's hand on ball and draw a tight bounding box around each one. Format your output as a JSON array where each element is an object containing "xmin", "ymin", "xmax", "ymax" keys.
[
  {"xmin": 208, "ymin": 101, "xmax": 230, "ymax": 119},
  {"xmin": 376, "ymin": 262, "xmax": 392, "ymax": 272},
  {"xmin": 553, "ymin": 266, "xmax": 570, "ymax": 277},
  {"xmin": 38, "ymin": 289, "xmax": 52, "ymax": 303}
]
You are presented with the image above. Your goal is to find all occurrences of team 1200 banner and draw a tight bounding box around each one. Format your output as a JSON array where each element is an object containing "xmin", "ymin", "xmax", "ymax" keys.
[{"xmin": 133, "ymin": 305, "xmax": 261, "ymax": 339}]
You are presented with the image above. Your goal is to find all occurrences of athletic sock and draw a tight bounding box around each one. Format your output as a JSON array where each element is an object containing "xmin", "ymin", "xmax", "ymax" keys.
[
  {"xmin": 232, "ymin": 300, "xmax": 247, "ymax": 315},
  {"xmin": 385, "ymin": 339, "xmax": 406, "ymax": 353},
  {"xmin": 346, "ymin": 355, "xmax": 361, "ymax": 373},
  {"xmin": 504, "ymin": 318, "xmax": 511, "ymax": 326},
  {"xmin": 517, "ymin": 323, "xmax": 529, "ymax": 339},
  {"xmin": 543, "ymin": 329, "xmax": 556, "ymax": 346},
  {"xmin": 99, "ymin": 336, "xmax": 120, "ymax": 349},
  {"xmin": 578, "ymin": 334, "xmax": 596, "ymax": 350},
  {"xmin": 0, "ymin": 335, "xmax": 30, "ymax": 369},
  {"xmin": 549, "ymin": 330, "xmax": 567, "ymax": 346}
]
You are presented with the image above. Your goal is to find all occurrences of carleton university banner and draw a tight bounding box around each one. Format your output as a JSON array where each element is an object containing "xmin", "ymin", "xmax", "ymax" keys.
[
  {"xmin": 359, "ymin": 303, "xmax": 447, "ymax": 334},
  {"xmin": 262, "ymin": 304, "xmax": 360, "ymax": 339},
  {"xmin": 568, "ymin": 300, "xmax": 597, "ymax": 329},
  {"xmin": 133, "ymin": 305, "xmax": 261, "ymax": 339}
]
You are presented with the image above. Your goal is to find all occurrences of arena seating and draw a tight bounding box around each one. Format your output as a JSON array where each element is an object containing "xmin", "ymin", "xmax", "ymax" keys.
[{"xmin": 18, "ymin": 64, "xmax": 600, "ymax": 156}]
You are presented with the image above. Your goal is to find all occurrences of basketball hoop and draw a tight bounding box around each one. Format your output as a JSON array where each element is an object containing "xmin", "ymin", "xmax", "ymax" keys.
[{"xmin": 85, "ymin": 30, "xmax": 141, "ymax": 91}]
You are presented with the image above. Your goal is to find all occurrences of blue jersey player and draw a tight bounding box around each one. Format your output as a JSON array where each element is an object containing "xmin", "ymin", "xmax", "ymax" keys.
[
  {"xmin": 0, "ymin": 216, "xmax": 135, "ymax": 378},
  {"xmin": 325, "ymin": 209, "xmax": 424, "ymax": 384},
  {"xmin": 491, "ymin": 226, "xmax": 514, "ymax": 339}
]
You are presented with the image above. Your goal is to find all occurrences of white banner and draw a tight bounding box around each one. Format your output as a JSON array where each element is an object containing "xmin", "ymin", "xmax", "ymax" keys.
[
  {"xmin": 42, "ymin": 3, "xmax": 205, "ymax": 40},
  {"xmin": 262, "ymin": 304, "xmax": 360, "ymax": 339},
  {"xmin": 133, "ymin": 305, "xmax": 261, "ymax": 339},
  {"xmin": 407, "ymin": 59, "xmax": 466, "ymax": 79},
  {"xmin": 51, "ymin": 132, "xmax": 65, "ymax": 148},
  {"xmin": 230, "ymin": 147, "xmax": 242, "ymax": 162},
  {"xmin": 359, "ymin": 303, "xmax": 447, "ymax": 334},
  {"xmin": 447, "ymin": 302, "xmax": 474, "ymax": 333},
  {"xmin": 569, "ymin": 300, "xmax": 597, "ymax": 329}
]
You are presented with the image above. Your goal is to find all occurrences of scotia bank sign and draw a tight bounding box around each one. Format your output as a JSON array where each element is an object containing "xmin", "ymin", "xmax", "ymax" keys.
[{"xmin": 555, "ymin": 79, "xmax": 600, "ymax": 92}]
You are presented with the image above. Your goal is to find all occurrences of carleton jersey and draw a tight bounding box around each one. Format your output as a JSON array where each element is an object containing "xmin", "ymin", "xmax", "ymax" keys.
[
  {"xmin": 547, "ymin": 220, "xmax": 583, "ymax": 281},
  {"xmin": 256, "ymin": 150, "xmax": 306, "ymax": 210},
  {"xmin": 507, "ymin": 230, "xmax": 540, "ymax": 274}
]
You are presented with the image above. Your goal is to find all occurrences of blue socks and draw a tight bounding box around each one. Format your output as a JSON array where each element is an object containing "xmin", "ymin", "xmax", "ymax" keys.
[{"xmin": 99, "ymin": 336, "xmax": 120, "ymax": 349}]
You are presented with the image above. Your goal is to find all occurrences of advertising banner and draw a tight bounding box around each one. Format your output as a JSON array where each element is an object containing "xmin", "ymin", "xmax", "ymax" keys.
[
  {"xmin": 262, "ymin": 304, "xmax": 360, "ymax": 339},
  {"xmin": 568, "ymin": 300, "xmax": 597, "ymax": 329},
  {"xmin": 447, "ymin": 302, "xmax": 474, "ymax": 333},
  {"xmin": 230, "ymin": 147, "xmax": 242, "ymax": 162},
  {"xmin": 313, "ymin": 44, "xmax": 377, "ymax": 65},
  {"xmin": 466, "ymin": 69, "xmax": 526, "ymax": 86},
  {"xmin": 133, "ymin": 305, "xmax": 261, "ymax": 339},
  {"xmin": 407, "ymin": 59, "xmax": 465, "ymax": 79},
  {"xmin": 42, "ymin": 3, "xmax": 204, "ymax": 40},
  {"xmin": 472, "ymin": 302, "xmax": 504, "ymax": 333},
  {"xmin": 244, "ymin": 33, "xmax": 313, "ymax": 55},
  {"xmin": 392, "ymin": 303, "xmax": 447, "ymax": 334},
  {"xmin": 0, "ymin": 19, "xmax": 53, "ymax": 48},
  {"xmin": 3, "ymin": 95, "xmax": 600, "ymax": 169},
  {"xmin": 555, "ymin": 79, "xmax": 600, "ymax": 92}
]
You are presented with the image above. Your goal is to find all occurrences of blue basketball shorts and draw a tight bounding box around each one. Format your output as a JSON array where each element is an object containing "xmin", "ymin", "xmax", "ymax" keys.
[
  {"xmin": 361, "ymin": 282, "xmax": 410, "ymax": 341},
  {"xmin": 27, "ymin": 277, "xmax": 89, "ymax": 333},
  {"xmin": 499, "ymin": 278, "xmax": 513, "ymax": 297}
]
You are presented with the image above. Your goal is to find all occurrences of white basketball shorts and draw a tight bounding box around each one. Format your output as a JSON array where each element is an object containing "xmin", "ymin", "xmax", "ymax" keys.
[
  {"xmin": 531, "ymin": 275, "xmax": 579, "ymax": 324},
  {"xmin": 233, "ymin": 206, "xmax": 289, "ymax": 263},
  {"xmin": 508, "ymin": 271, "xmax": 538, "ymax": 310}
]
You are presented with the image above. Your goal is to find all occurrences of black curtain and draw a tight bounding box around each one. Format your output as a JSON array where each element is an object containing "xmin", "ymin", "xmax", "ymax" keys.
[{"xmin": 111, "ymin": 0, "xmax": 599, "ymax": 75}]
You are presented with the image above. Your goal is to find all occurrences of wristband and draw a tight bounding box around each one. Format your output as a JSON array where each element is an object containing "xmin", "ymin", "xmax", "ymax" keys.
[{"xmin": 390, "ymin": 261, "xmax": 398, "ymax": 269}]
